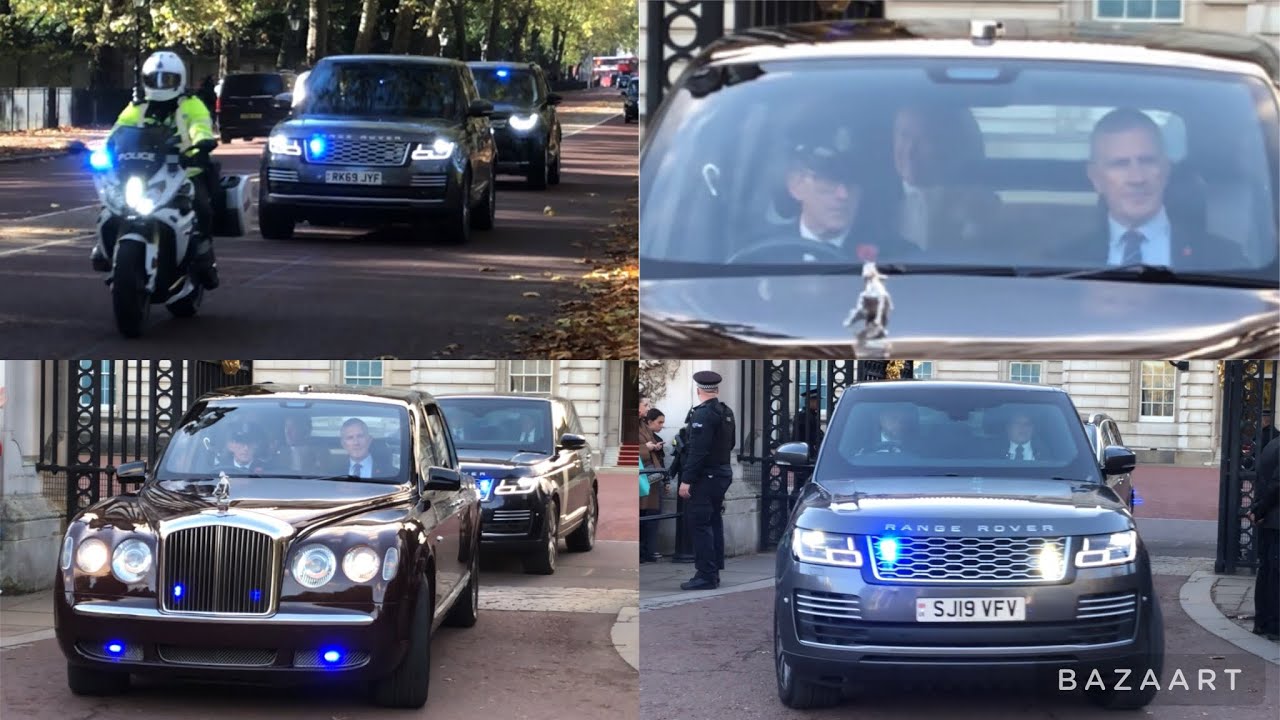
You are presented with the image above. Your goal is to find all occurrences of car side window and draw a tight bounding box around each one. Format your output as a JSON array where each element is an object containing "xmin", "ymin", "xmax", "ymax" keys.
[
  {"xmin": 567, "ymin": 403, "xmax": 584, "ymax": 435},
  {"xmin": 417, "ymin": 408, "xmax": 439, "ymax": 471},
  {"xmin": 551, "ymin": 402, "xmax": 569, "ymax": 442},
  {"xmin": 425, "ymin": 405, "xmax": 455, "ymax": 468}
]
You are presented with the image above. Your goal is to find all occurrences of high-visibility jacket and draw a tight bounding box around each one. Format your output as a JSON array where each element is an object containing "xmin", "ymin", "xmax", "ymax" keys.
[{"xmin": 112, "ymin": 94, "xmax": 216, "ymax": 176}]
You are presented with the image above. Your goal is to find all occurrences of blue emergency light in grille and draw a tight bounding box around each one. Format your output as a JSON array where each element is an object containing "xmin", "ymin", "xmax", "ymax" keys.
[{"xmin": 471, "ymin": 473, "xmax": 495, "ymax": 501}]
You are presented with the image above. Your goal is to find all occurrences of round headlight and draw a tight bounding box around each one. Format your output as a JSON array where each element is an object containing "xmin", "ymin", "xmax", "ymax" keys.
[
  {"xmin": 75, "ymin": 538, "xmax": 110, "ymax": 574},
  {"xmin": 343, "ymin": 546, "xmax": 381, "ymax": 583},
  {"xmin": 292, "ymin": 544, "xmax": 336, "ymax": 588},
  {"xmin": 111, "ymin": 538, "xmax": 153, "ymax": 583}
]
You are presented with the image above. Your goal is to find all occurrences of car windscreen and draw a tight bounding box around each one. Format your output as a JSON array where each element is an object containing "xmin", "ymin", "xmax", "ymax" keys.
[
  {"xmin": 437, "ymin": 398, "xmax": 554, "ymax": 453},
  {"xmin": 297, "ymin": 62, "xmax": 461, "ymax": 119},
  {"xmin": 221, "ymin": 73, "xmax": 285, "ymax": 97},
  {"xmin": 158, "ymin": 398, "xmax": 411, "ymax": 483},
  {"xmin": 640, "ymin": 57, "xmax": 1279, "ymax": 283},
  {"xmin": 472, "ymin": 68, "xmax": 539, "ymax": 105},
  {"xmin": 817, "ymin": 385, "xmax": 1101, "ymax": 482}
]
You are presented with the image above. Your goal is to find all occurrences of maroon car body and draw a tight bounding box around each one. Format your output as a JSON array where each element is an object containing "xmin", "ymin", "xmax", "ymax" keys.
[{"xmin": 53, "ymin": 384, "xmax": 481, "ymax": 709}]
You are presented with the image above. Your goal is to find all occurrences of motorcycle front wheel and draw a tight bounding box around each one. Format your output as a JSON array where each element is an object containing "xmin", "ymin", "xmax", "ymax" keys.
[{"xmin": 112, "ymin": 240, "xmax": 151, "ymax": 337}]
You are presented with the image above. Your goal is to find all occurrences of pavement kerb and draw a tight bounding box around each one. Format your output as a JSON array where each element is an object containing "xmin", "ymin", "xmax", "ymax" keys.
[
  {"xmin": 641, "ymin": 577, "xmax": 776, "ymax": 612},
  {"xmin": 1179, "ymin": 569, "xmax": 1280, "ymax": 666},
  {"xmin": 0, "ymin": 149, "xmax": 73, "ymax": 164},
  {"xmin": 610, "ymin": 606, "xmax": 639, "ymax": 672}
]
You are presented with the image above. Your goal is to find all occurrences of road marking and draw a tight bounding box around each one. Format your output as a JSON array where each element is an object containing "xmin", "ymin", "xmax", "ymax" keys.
[
  {"xmin": 481, "ymin": 586, "xmax": 636, "ymax": 614},
  {"xmin": 15, "ymin": 203, "xmax": 98, "ymax": 222},
  {"xmin": 0, "ymin": 233, "xmax": 93, "ymax": 258},
  {"xmin": 563, "ymin": 112, "xmax": 622, "ymax": 137}
]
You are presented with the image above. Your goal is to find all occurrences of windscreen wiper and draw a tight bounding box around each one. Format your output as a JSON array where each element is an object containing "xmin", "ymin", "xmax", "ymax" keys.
[{"xmin": 1043, "ymin": 264, "xmax": 1274, "ymax": 288}]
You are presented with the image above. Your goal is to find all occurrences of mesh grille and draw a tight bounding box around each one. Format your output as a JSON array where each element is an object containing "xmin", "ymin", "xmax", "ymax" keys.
[
  {"xmin": 869, "ymin": 536, "xmax": 1068, "ymax": 583},
  {"xmin": 486, "ymin": 509, "xmax": 533, "ymax": 534},
  {"xmin": 305, "ymin": 139, "xmax": 409, "ymax": 166},
  {"xmin": 161, "ymin": 524, "xmax": 276, "ymax": 614},
  {"xmin": 293, "ymin": 649, "xmax": 372, "ymax": 668},
  {"xmin": 157, "ymin": 646, "xmax": 276, "ymax": 666},
  {"xmin": 77, "ymin": 641, "xmax": 144, "ymax": 662}
]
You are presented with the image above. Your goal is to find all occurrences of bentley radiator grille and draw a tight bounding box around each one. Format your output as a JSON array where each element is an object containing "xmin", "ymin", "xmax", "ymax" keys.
[
  {"xmin": 869, "ymin": 536, "xmax": 1069, "ymax": 583},
  {"xmin": 161, "ymin": 525, "xmax": 276, "ymax": 614}
]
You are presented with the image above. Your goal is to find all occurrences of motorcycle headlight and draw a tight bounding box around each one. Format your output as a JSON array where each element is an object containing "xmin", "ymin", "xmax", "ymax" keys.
[
  {"xmin": 1074, "ymin": 531, "xmax": 1137, "ymax": 568},
  {"xmin": 75, "ymin": 537, "xmax": 110, "ymax": 574},
  {"xmin": 508, "ymin": 113, "xmax": 538, "ymax": 131},
  {"xmin": 111, "ymin": 538, "xmax": 153, "ymax": 583},
  {"xmin": 412, "ymin": 138, "xmax": 456, "ymax": 160},
  {"xmin": 792, "ymin": 529, "xmax": 863, "ymax": 568},
  {"xmin": 495, "ymin": 477, "xmax": 539, "ymax": 495},
  {"xmin": 342, "ymin": 545, "xmax": 381, "ymax": 583},
  {"xmin": 269, "ymin": 134, "xmax": 302, "ymax": 156},
  {"xmin": 123, "ymin": 176, "xmax": 155, "ymax": 215},
  {"xmin": 291, "ymin": 544, "xmax": 337, "ymax": 588}
]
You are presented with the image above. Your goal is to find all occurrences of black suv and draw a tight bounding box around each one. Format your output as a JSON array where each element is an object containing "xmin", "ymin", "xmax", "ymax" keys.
[
  {"xmin": 437, "ymin": 394, "xmax": 598, "ymax": 575},
  {"xmin": 259, "ymin": 55, "xmax": 497, "ymax": 243},
  {"xmin": 467, "ymin": 62, "xmax": 563, "ymax": 189},
  {"xmin": 218, "ymin": 71, "xmax": 294, "ymax": 143},
  {"xmin": 772, "ymin": 381, "xmax": 1162, "ymax": 710}
]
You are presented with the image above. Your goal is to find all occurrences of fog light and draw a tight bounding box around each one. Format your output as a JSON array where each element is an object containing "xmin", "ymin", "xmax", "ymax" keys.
[
  {"xmin": 322, "ymin": 648, "xmax": 342, "ymax": 664},
  {"xmin": 105, "ymin": 642, "xmax": 125, "ymax": 656}
]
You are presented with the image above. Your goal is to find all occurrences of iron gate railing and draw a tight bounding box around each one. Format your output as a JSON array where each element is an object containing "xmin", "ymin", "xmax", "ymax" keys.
[
  {"xmin": 37, "ymin": 360, "xmax": 254, "ymax": 522},
  {"xmin": 741, "ymin": 359, "xmax": 913, "ymax": 551},
  {"xmin": 1217, "ymin": 359, "xmax": 1278, "ymax": 574}
]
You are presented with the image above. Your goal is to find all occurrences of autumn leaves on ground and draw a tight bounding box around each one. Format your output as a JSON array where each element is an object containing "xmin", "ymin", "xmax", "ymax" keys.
[{"xmin": 518, "ymin": 195, "xmax": 638, "ymax": 359}]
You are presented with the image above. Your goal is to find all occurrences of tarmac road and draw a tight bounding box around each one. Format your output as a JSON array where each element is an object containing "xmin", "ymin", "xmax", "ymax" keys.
[{"xmin": 0, "ymin": 88, "xmax": 636, "ymax": 357}]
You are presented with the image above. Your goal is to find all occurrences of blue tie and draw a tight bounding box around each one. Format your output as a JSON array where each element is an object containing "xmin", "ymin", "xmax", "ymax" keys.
[{"xmin": 1121, "ymin": 230, "xmax": 1145, "ymax": 265}]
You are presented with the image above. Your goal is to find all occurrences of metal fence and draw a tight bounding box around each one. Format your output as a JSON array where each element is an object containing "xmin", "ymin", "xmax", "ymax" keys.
[{"xmin": 0, "ymin": 87, "xmax": 132, "ymax": 131}]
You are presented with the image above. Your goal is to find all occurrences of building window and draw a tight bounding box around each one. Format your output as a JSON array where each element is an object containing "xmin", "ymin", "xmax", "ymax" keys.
[
  {"xmin": 343, "ymin": 360, "xmax": 383, "ymax": 386},
  {"xmin": 796, "ymin": 361, "xmax": 829, "ymax": 415},
  {"xmin": 77, "ymin": 360, "xmax": 114, "ymax": 410},
  {"xmin": 1139, "ymin": 361, "xmax": 1176, "ymax": 421},
  {"xmin": 509, "ymin": 360, "xmax": 554, "ymax": 394},
  {"xmin": 915, "ymin": 361, "xmax": 935, "ymax": 380},
  {"xmin": 1008, "ymin": 361, "xmax": 1043, "ymax": 385},
  {"xmin": 1095, "ymin": 0, "xmax": 1183, "ymax": 22}
]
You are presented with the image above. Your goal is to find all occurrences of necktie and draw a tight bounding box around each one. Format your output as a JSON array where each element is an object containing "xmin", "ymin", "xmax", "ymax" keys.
[
  {"xmin": 351, "ymin": 460, "xmax": 362, "ymax": 477},
  {"xmin": 902, "ymin": 187, "xmax": 928, "ymax": 248},
  {"xmin": 1016, "ymin": 444, "xmax": 1027, "ymax": 461},
  {"xmin": 1121, "ymin": 230, "xmax": 1146, "ymax": 265}
]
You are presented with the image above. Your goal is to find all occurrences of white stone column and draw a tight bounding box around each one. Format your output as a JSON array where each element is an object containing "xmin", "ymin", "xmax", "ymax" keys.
[{"xmin": 1, "ymin": 360, "xmax": 64, "ymax": 593}]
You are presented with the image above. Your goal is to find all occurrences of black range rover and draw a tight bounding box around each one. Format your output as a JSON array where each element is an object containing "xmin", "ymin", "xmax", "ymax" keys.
[
  {"xmin": 259, "ymin": 55, "xmax": 498, "ymax": 243},
  {"xmin": 437, "ymin": 394, "xmax": 598, "ymax": 575},
  {"xmin": 772, "ymin": 381, "xmax": 1162, "ymax": 710},
  {"xmin": 467, "ymin": 62, "xmax": 564, "ymax": 189}
]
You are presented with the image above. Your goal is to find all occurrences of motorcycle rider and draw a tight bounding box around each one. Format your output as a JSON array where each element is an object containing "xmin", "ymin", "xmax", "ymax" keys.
[{"xmin": 91, "ymin": 50, "xmax": 220, "ymax": 290}]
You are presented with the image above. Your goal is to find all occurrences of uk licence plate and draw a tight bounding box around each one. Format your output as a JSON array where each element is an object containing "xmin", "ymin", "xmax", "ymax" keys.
[
  {"xmin": 240, "ymin": 113, "xmax": 262, "ymax": 119},
  {"xmin": 325, "ymin": 171, "xmax": 382, "ymax": 185},
  {"xmin": 916, "ymin": 597, "xmax": 1026, "ymax": 622}
]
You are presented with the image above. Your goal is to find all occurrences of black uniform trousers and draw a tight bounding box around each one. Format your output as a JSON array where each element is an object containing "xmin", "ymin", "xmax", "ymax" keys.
[
  {"xmin": 688, "ymin": 470, "xmax": 731, "ymax": 579},
  {"xmin": 1256, "ymin": 528, "xmax": 1279, "ymax": 634}
]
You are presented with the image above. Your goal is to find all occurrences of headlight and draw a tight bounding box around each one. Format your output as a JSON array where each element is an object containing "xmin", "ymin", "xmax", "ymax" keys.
[
  {"xmin": 268, "ymin": 134, "xmax": 302, "ymax": 156},
  {"xmin": 123, "ymin": 176, "xmax": 152, "ymax": 214},
  {"xmin": 343, "ymin": 545, "xmax": 381, "ymax": 583},
  {"xmin": 75, "ymin": 538, "xmax": 110, "ymax": 574},
  {"xmin": 495, "ymin": 477, "xmax": 539, "ymax": 495},
  {"xmin": 508, "ymin": 113, "xmax": 538, "ymax": 131},
  {"xmin": 111, "ymin": 538, "xmax": 153, "ymax": 583},
  {"xmin": 412, "ymin": 138, "xmax": 456, "ymax": 160},
  {"xmin": 60, "ymin": 535, "xmax": 74, "ymax": 570},
  {"xmin": 291, "ymin": 544, "xmax": 337, "ymax": 588},
  {"xmin": 1075, "ymin": 531, "xmax": 1137, "ymax": 568},
  {"xmin": 792, "ymin": 529, "xmax": 863, "ymax": 568}
]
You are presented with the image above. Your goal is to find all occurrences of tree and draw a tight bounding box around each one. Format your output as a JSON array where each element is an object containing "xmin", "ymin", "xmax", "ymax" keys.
[
  {"xmin": 306, "ymin": 0, "xmax": 328, "ymax": 65},
  {"xmin": 353, "ymin": 0, "xmax": 378, "ymax": 53},
  {"xmin": 482, "ymin": 0, "xmax": 500, "ymax": 60}
]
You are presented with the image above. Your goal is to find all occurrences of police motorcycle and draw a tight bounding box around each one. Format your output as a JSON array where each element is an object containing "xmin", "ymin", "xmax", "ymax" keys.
[{"xmin": 87, "ymin": 127, "xmax": 251, "ymax": 337}]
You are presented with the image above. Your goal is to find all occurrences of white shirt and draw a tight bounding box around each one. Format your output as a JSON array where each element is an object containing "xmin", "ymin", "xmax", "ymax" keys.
[
  {"xmin": 233, "ymin": 460, "xmax": 253, "ymax": 470},
  {"xmin": 349, "ymin": 456, "xmax": 371, "ymax": 478},
  {"xmin": 1007, "ymin": 441, "xmax": 1036, "ymax": 461},
  {"xmin": 1107, "ymin": 207, "xmax": 1172, "ymax": 267},
  {"xmin": 799, "ymin": 218, "xmax": 851, "ymax": 249},
  {"xmin": 520, "ymin": 430, "xmax": 536, "ymax": 443},
  {"xmin": 900, "ymin": 181, "xmax": 930, "ymax": 250}
]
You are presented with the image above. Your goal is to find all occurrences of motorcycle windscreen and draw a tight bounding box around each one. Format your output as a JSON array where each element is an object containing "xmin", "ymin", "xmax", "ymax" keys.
[{"xmin": 108, "ymin": 125, "xmax": 174, "ymax": 178}]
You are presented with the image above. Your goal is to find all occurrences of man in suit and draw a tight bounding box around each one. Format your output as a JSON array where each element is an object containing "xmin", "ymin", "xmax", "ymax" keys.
[
  {"xmin": 792, "ymin": 389, "xmax": 824, "ymax": 462},
  {"xmin": 860, "ymin": 405, "xmax": 918, "ymax": 455},
  {"xmin": 995, "ymin": 411, "xmax": 1045, "ymax": 462},
  {"xmin": 515, "ymin": 414, "xmax": 541, "ymax": 446},
  {"xmin": 276, "ymin": 414, "xmax": 323, "ymax": 474},
  {"xmin": 1248, "ymin": 435, "xmax": 1279, "ymax": 640},
  {"xmin": 218, "ymin": 422, "xmax": 270, "ymax": 474},
  {"xmin": 1078, "ymin": 107, "xmax": 1244, "ymax": 269},
  {"xmin": 339, "ymin": 417, "xmax": 392, "ymax": 478}
]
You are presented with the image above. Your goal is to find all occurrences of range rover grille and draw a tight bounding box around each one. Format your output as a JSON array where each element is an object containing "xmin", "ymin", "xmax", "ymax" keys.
[{"xmin": 869, "ymin": 536, "xmax": 1069, "ymax": 583}]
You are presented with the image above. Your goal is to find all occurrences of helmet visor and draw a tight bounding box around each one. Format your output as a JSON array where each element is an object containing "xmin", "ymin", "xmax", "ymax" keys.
[{"xmin": 143, "ymin": 71, "xmax": 183, "ymax": 91}]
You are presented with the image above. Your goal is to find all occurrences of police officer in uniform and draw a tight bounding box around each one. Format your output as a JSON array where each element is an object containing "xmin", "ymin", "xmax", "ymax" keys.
[
  {"xmin": 1250, "ymin": 434, "xmax": 1279, "ymax": 640},
  {"xmin": 792, "ymin": 389, "xmax": 823, "ymax": 462},
  {"xmin": 679, "ymin": 371, "xmax": 735, "ymax": 591}
]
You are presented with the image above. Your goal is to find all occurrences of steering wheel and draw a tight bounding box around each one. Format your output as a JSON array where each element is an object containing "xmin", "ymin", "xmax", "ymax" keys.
[
  {"xmin": 859, "ymin": 441, "xmax": 910, "ymax": 456},
  {"xmin": 725, "ymin": 236, "xmax": 850, "ymax": 265}
]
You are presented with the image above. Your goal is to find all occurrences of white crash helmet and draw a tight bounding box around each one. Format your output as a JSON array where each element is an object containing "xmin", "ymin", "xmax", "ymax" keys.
[{"xmin": 141, "ymin": 51, "xmax": 187, "ymax": 103}]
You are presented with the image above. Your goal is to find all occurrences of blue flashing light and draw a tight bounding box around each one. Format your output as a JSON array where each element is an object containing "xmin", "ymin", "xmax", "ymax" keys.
[
  {"xmin": 308, "ymin": 136, "xmax": 326, "ymax": 157},
  {"xmin": 249, "ymin": 589, "xmax": 262, "ymax": 602},
  {"xmin": 478, "ymin": 478, "xmax": 494, "ymax": 499},
  {"xmin": 89, "ymin": 148, "xmax": 112, "ymax": 171},
  {"xmin": 172, "ymin": 584, "xmax": 184, "ymax": 598},
  {"xmin": 105, "ymin": 642, "xmax": 124, "ymax": 656},
  {"xmin": 322, "ymin": 649, "xmax": 342, "ymax": 664},
  {"xmin": 495, "ymin": 68, "xmax": 510, "ymax": 78},
  {"xmin": 878, "ymin": 537, "xmax": 899, "ymax": 565}
]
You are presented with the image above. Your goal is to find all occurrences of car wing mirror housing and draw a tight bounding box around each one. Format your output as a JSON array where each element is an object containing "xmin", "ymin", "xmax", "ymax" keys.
[
  {"xmin": 469, "ymin": 98, "xmax": 494, "ymax": 117},
  {"xmin": 774, "ymin": 442, "xmax": 812, "ymax": 467},
  {"xmin": 1102, "ymin": 446, "xmax": 1137, "ymax": 475},
  {"xmin": 116, "ymin": 461, "xmax": 148, "ymax": 491},
  {"xmin": 423, "ymin": 466, "xmax": 463, "ymax": 492},
  {"xmin": 559, "ymin": 433, "xmax": 587, "ymax": 450}
]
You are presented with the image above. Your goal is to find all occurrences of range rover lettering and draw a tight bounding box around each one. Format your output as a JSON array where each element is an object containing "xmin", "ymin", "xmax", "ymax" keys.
[
  {"xmin": 437, "ymin": 394, "xmax": 598, "ymax": 575},
  {"xmin": 259, "ymin": 55, "xmax": 497, "ymax": 243},
  {"xmin": 773, "ymin": 381, "xmax": 1162, "ymax": 710},
  {"xmin": 54, "ymin": 384, "xmax": 480, "ymax": 709}
]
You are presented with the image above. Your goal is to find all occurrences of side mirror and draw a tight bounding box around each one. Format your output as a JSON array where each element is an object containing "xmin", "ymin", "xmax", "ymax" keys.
[
  {"xmin": 468, "ymin": 98, "xmax": 494, "ymax": 117},
  {"xmin": 116, "ymin": 461, "xmax": 147, "ymax": 490},
  {"xmin": 273, "ymin": 92, "xmax": 292, "ymax": 110},
  {"xmin": 559, "ymin": 433, "xmax": 587, "ymax": 450},
  {"xmin": 1102, "ymin": 446, "xmax": 1136, "ymax": 475},
  {"xmin": 774, "ymin": 442, "xmax": 812, "ymax": 467},
  {"xmin": 423, "ymin": 466, "xmax": 462, "ymax": 492},
  {"xmin": 547, "ymin": 93, "xmax": 562, "ymax": 106}
]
